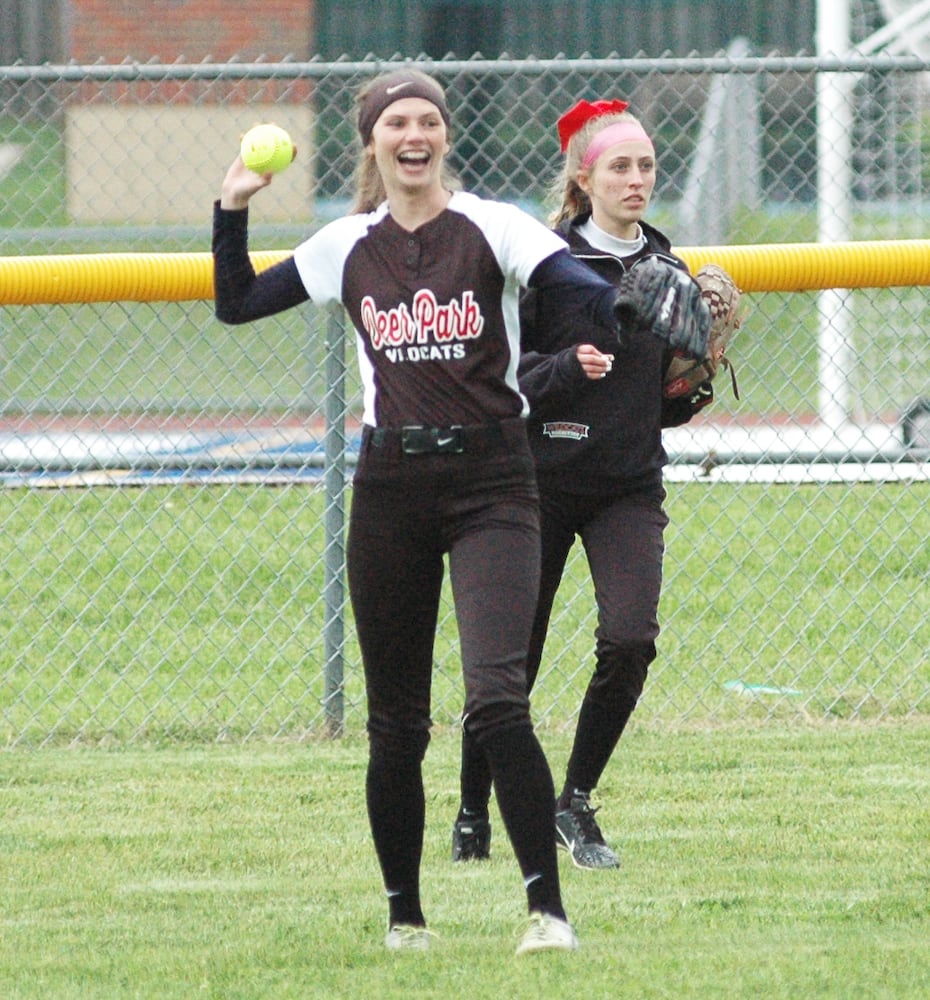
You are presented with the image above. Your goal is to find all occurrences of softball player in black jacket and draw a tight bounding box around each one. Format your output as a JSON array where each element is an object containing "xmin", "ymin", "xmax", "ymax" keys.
[
  {"xmin": 214, "ymin": 74, "xmax": 707, "ymax": 953},
  {"xmin": 453, "ymin": 100, "xmax": 711, "ymax": 871}
]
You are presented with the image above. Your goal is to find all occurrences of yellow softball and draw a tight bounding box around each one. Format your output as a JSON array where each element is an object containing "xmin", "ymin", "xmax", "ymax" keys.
[{"xmin": 239, "ymin": 123, "xmax": 296, "ymax": 175}]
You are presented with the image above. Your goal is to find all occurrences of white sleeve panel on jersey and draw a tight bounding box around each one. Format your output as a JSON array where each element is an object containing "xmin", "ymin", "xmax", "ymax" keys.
[
  {"xmin": 355, "ymin": 330, "xmax": 379, "ymax": 427},
  {"xmin": 291, "ymin": 208, "xmax": 385, "ymax": 305},
  {"xmin": 499, "ymin": 293, "xmax": 531, "ymax": 418},
  {"xmin": 446, "ymin": 191, "xmax": 567, "ymax": 286}
]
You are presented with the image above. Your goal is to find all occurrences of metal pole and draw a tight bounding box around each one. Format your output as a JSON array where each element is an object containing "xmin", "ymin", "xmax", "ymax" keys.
[
  {"xmin": 816, "ymin": 0, "xmax": 855, "ymax": 431},
  {"xmin": 322, "ymin": 307, "xmax": 347, "ymax": 736}
]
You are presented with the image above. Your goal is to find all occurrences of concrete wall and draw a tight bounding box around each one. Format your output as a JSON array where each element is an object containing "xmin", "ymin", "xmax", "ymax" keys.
[
  {"xmin": 61, "ymin": 1, "xmax": 316, "ymax": 225},
  {"xmin": 65, "ymin": 104, "xmax": 314, "ymax": 224}
]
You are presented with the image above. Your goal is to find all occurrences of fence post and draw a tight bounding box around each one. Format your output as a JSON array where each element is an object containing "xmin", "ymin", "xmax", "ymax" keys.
[
  {"xmin": 816, "ymin": 0, "xmax": 855, "ymax": 430},
  {"xmin": 322, "ymin": 306, "xmax": 347, "ymax": 736}
]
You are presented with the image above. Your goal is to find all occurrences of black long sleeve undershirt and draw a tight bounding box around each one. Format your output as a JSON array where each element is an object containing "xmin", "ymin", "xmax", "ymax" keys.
[
  {"xmin": 525, "ymin": 250, "xmax": 619, "ymax": 354},
  {"xmin": 212, "ymin": 202, "xmax": 308, "ymax": 323}
]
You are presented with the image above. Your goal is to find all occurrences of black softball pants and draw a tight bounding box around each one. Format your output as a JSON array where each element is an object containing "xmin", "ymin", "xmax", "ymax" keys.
[
  {"xmin": 348, "ymin": 420, "xmax": 565, "ymax": 925},
  {"xmin": 459, "ymin": 483, "xmax": 668, "ymax": 808},
  {"xmin": 534, "ymin": 485, "xmax": 667, "ymax": 794}
]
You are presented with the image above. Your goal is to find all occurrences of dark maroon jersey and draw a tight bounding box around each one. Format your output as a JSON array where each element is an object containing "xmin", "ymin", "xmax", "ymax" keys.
[{"xmin": 293, "ymin": 191, "xmax": 566, "ymax": 428}]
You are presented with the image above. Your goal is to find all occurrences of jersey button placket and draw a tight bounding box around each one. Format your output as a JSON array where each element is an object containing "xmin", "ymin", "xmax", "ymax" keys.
[{"xmin": 405, "ymin": 237, "xmax": 420, "ymax": 270}]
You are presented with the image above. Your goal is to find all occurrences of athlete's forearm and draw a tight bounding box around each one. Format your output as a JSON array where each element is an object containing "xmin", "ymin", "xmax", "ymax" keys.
[
  {"xmin": 517, "ymin": 347, "xmax": 588, "ymax": 411},
  {"xmin": 526, "ymin": 250, "xmax": 618, "ymax": 352},
  {"xmin": 212, "ymin": 203, "xmax": 308, "ymax": 323}
]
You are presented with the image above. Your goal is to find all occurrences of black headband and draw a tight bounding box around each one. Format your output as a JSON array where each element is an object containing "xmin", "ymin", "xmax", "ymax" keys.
[{"xmin": 357, "ymin": 71, "xmax": 451, "ymax": 145}]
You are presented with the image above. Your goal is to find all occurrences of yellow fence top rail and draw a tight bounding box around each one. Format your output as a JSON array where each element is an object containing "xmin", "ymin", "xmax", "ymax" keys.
[{"xmin": 2, "ymin": 240, "xmax": 930, "ymax": 305}]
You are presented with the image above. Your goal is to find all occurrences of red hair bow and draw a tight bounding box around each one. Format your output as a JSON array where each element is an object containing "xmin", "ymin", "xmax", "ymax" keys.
[{"xmin": 556, "ymin": 99, "xmax": 630, "ymax": 152}]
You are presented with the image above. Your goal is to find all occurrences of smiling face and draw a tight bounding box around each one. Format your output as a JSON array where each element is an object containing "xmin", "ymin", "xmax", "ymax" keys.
[
  {"xmin": 578, "ymin": 138, "xmax": 656, "ymax": 240},
  {"xmin": 368, "ymin": 97, "xmax": 450, "ymax": 201}
]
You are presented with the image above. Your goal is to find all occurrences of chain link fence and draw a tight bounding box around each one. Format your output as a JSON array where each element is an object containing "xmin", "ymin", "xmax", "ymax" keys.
[{"xmin": 1, "ymin": 54, "xmax": 928, "ymax": 746}]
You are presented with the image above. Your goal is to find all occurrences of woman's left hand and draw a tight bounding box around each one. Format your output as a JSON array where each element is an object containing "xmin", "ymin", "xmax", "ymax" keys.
[{"xmin": 576, "ymin": 344, "xmax": 614, "ymax": 380}]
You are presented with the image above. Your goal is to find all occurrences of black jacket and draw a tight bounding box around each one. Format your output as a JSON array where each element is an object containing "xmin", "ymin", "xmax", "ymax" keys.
[{"xmin": 519, "ymin": 214, "xmax": 705, "ymax": 495}]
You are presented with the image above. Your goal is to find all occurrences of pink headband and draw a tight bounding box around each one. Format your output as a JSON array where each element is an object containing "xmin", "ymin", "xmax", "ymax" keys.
[{"xmin": 581, "ymin": 122, "xmax": 654, "ymax": 169}]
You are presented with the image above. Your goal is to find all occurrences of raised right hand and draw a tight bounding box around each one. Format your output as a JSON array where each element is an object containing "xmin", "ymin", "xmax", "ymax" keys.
[{"xmin": 219, "ymin": 156, "xmax": 275, "ymax": 211}]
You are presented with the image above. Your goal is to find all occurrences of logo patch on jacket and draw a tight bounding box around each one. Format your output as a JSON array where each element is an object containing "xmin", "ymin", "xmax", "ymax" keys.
[{"xmin": 542, "ymin": 421, "xmax": 589, "ymax": 440}]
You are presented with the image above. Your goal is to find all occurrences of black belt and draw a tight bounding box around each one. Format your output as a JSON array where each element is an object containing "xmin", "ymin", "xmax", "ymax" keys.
[{"xmin": 365, "ymin": 422, "xmax": 515, "ymax": 456}]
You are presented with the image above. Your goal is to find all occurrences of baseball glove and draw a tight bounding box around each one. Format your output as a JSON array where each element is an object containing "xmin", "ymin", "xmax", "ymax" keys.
[
  {"xmin": 663, "ymin": 263, "xmax": 742, "ymax": 400},
  {"xmin": 614, "ymin": 257, "xmax": 710, "ymax": 360}
]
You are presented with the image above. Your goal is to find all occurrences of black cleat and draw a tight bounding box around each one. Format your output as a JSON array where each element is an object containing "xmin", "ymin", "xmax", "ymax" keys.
[
  {"xmin": 451, "ymin": 814, "xmax": 491, "ymax": 861},
  {"xmin": 555, "ymin": 794, "xmax": 620, "ymax": 870}
]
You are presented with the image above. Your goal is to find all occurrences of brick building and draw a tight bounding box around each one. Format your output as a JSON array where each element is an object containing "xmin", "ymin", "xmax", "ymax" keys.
[
  {"xmin": 59, "ymin": 1, "xmax": 316, "ymax": 225},
  {"xmin": 64, "ymin": 0, "xmax": 313, "ymax": 62}
]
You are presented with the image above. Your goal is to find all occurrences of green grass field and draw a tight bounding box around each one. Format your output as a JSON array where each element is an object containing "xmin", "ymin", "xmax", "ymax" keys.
[
  {"xmin": 2, "ymin": 481, "xmax": 927, "ymax": 995},
  {"xmin": 3, "ymin": 724, "xmax": 929, "ymax": 999},
  {"xmin": 1, "ymin": 481, "xmax": 927, "ymax": 744}
]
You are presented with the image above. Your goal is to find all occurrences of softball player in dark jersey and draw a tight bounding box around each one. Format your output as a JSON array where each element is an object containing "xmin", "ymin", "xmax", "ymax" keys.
[
  {"xmin": 213, "ymin": 72, "xmax": 707, "ymax": 955},
  {"xmin": 453, "ymin": 101, "xmax": 713, "ymax": 871}
]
